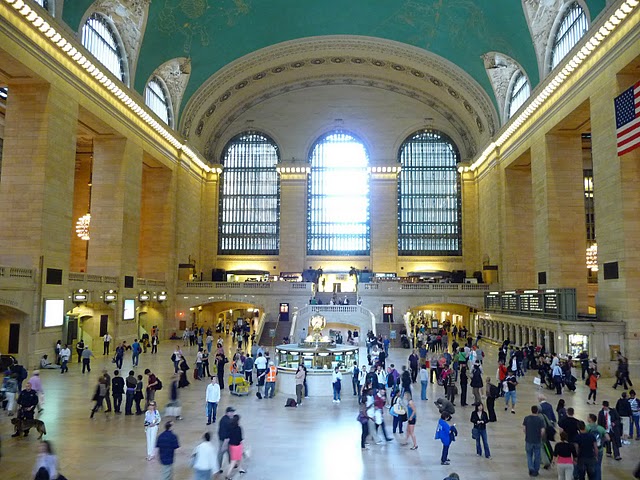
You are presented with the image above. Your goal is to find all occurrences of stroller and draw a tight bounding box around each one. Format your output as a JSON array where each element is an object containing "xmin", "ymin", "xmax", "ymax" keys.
[{"xmin": 400, "ymin": 334, "xmax": 411, "ymax": 349}]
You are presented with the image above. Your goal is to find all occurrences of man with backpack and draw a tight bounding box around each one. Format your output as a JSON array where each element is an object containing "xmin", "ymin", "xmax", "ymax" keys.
[
  {"xmin": 145, "ymin": 369, "xmax": 161, "ymax": 407},
  {"xmin": 470, "ymin": 362, "xmax": 484, "ymax": 405}
]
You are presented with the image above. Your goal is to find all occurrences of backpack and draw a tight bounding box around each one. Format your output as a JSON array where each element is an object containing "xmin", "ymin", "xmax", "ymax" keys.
[
  {"xmin": 155, "ymin": 378, "xmax": 163, "ymax": 390},
  {"xmin": 489, "ymin": 384, "xmax": 500, "ymax": 399},
  {"xmin": 285, "ymin": 398, "xmax": 297, "ymax": 407}
]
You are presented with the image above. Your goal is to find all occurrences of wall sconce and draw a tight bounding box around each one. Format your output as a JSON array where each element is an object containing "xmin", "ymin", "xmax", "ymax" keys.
[
  {"xmin": 73, "ymin": 289, "xmax": 88, "ymax": 304},
  {"xmin": 138, "ymin": 290, "xmax": 151, "ymax": 302},
  {"xmin": 104, "ymin": 289, "xmax": 117, "ymax": 304},
  {"xmin": 157, "ymin": 291, "xmax": 167, "ymax": 302}
]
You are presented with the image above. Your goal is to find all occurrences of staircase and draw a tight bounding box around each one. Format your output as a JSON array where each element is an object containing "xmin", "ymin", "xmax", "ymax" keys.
[
  {"xmin": 291, "ymin": 304, "xmax": 376, "ymax": 340},
  {"xmin": 258, "ymin": 320, "xmax": 292, "ymax": 347}
]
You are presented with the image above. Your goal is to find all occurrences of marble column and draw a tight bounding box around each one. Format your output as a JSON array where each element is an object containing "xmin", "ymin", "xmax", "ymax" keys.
[
  {"xmin": 370, "ymin": 170, "xmax": 399, "ymax": 272},
  {"xmin": 531, "ymin": 132, "xmax": 588, "ymax": 312},
  {"xmin": 591, "ymin": 73, "xmax": 640, "ymax": 362},
  {"xmin": 279, "ymin": 170, "xmax": 308, "ymax": 273}
]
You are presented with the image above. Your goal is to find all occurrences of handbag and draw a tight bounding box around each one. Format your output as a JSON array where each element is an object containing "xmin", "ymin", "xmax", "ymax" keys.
[
  {"xmin": 533, "ymin": 377, "xmax": 542, "ymax": 386},
  {"xmin": 471, "ymin": 427, "xmax": 479, "ymax": 440},
  {"xmin": 394, "ymin": 403, "xmax": 407, "ymax": 416}
]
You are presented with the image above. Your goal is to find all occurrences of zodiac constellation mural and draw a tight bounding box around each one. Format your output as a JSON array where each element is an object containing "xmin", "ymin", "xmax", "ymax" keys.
[{"xmin": 157, "ymin": 0, "xmax": 251, "ymax": 54}]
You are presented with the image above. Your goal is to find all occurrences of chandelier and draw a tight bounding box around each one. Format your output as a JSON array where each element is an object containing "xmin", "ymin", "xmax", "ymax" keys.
[
  {"xmin": 76, "ymin": 214, "xmax": 91, "ymax": 241},
  {"xmin": 586, "ymin": 243, "xmax": 598, "ymax": 271}
]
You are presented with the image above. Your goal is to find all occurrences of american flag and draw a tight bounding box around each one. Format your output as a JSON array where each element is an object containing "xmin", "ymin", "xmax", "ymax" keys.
[{"xmin": 615, "ymin": 81, "xmax": 640, "ymax": 156}]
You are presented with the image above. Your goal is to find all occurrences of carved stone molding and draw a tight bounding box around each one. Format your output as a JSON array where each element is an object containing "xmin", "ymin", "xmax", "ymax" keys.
[
  {"xmin": 482, "ymin": 52, "xmax": 528, "ymax": 125},
  {"xmin": 84, "ymin": 0, "xmax": 151, "ymax": 85},
  {"xmin": 180, "ymin": 36, "xmax": 498, "ymax": 158},
  {"xmin": 152, "ymin": 57, "xmax": 191, "ymax": 126},
  {"xmin": 521, "ymin": 0, "xmax": 585, "ymax": 80},
  {"xmin": 202, "ymin": 74, "xmax": 478, "ymax": 162}
]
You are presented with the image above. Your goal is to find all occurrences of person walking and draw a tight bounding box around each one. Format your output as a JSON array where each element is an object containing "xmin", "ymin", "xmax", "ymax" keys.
[
  {"xmin": 351, "ymin": 362, "xmax": 360, "ymax": 397},
  {"xmin": 373, "ymin": 389, "xmax": 392, "ymax": 443},
  {"xmin": 419, "ymin": 364, "xmax": 429, "ymax": 401},
  {"xmin": 225, "ymin": 414, "xmax": 247, "ymax": 477},
  {"xmin": 145, "ymin": 369, "xmax": 159, "ymax": 407},
  {"xmin": 156, "ymin": 421, "xmax": 180, "ymax": 480},
  {"xmin": 124, "ymin": 370, "xmax": 136, "ymax": 415},
  {"xmin": 144, "ymin": 401, "xmax": 161, "ymax": 461},
  {"xmin": 90, "ymin": 376, "xmax": 107, "ymax": 418},
  {"xmin": 171, "ymin": 346, "xmax": 182, "ymax": 374},
  {"xmin": 597, "ymin": 400, "xmax": 621, "ymax": 460},
  {"xmin": 264, "ymin": 361, "xmax": 277, "ymax": 398},
  {"xmin": 103, "ymin": 333, "xmax": 112, "ymax": 356},
  {"xmin": 470, "ymin": 362, "xmax": 484, "ymax": 405},
  {"xmin": 390, "ymin": 389, "xmax": 407, "ymax": 434},
  {"xmin": 206, "ymin": 376, "xmax": 220, "ymax": 425},
  {"xmin": 332, "ymin": 366, "xmax": 342, "ymax": 403},
  {"xmin": 114, "ymin": 342, "xmax": 125, "ymax": 370},
  {"xmin": 112, "ymin": 370, "xmax": 124, "ymax": 414},
  {"xmin": 485, "ymin": 377, "xmax": 499, "ymax": 422},
  {"xmin": 575, "ymin": 420, "xmax": 599, "ymax": 480},
  {"xmin": 616, "ymin": 391, "xmax": 632, "ymax": 444},
  {"xmin": 404, "ymin": 391, "xmax": 418, "ymax": 449},
  {"xmin": 192, "ymin": 432, "xmax": 217, "ymax": 480},
  {"xmin": 522, "ymin": 405, "xmax": 546, "ymax": 477},
  {"xmin": 131, "ymin": 339, "xmax": 142, "ymax": 367},
  {"xmin": 553, "ymin": 431, "xmax": 577, "ymax": 480},
  {"xmin": 81, "ymin": 346, "xmax": 94, "ymax": 373},
  {"xmin": 470, "ymin": 402, "xmax": 491, "ymax": 458},
  {"xmin": 587, "ymin": 369, "xmax": 599, "ymax": 404},
  {"xmin": 630, "ymin": 389, "xmax": 640, "ymax": 440},
  {"xmin": 151, "ymin": 334, "xmax": 159, "ymax": 355},
  {"xmin": 217, "ymin": 407, "xmax": 235, "ymax": 474},
  {"xmin": 295, "ymin": 365, "xmax": 305, "ymax": 405},
  {"xmin": 102, "ymin": 370, "xmax": 112, "ymax": 413},
  {"xmin": 134, "ymin": 374, "xmax": 145, "ymax": 415},
  {"xmin": 59, "ymin": 344, "xmax": 71, "ymax": 374},
  {"xmin": 32, "ymin": 440, "xmax": 59, "ymax": 479},
  {"xmin": 505, "ymin": 370, "xmax": 518, "ymax": 414},
  {"xmin": 459, "ymin": 364, "xmax": 469, "ymax": 407},
  {"xmin": 358, "ymin": 402, "xmax": 373, "ymax": 450},
  {"xmin": 435, "ymin": 412, "xmax": 453, "ymax": 465}
]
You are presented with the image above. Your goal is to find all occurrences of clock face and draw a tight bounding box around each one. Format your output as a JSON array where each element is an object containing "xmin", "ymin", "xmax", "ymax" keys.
[{"xmin": 310, "ymin": 315, "xmax": 325, "ymax": 329}]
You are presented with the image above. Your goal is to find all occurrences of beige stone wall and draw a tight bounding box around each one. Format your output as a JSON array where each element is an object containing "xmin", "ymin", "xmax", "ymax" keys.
[
  {"xmin": 175, "ymin": 164, "xmax": 203, "ymax": 271},
  {"xmin": 279, "ymin": 175, "xmax": 307, "ymax": 273},
  {"xmin": 370, "ymin": 174, "xmax": 398, "ymax": 273}
]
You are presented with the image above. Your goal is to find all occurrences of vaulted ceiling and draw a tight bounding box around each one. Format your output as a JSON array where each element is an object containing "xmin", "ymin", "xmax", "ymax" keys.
[{"xmin": 62, "ymin": 0, "xmax": 606, "ymax": 112}]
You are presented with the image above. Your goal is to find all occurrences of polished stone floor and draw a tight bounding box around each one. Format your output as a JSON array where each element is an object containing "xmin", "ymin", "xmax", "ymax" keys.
[{"xmin": 1, "ymin": 338, "xmax": 638, "ymax": 480}]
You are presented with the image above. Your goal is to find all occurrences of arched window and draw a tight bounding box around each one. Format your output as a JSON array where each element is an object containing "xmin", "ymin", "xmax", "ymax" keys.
[
  {"xmin": 145, "ymin": 77, "xmax": 172, "ymax": 126},
  {"xmin": 81, "ymin": 13, "xmax": 127, "ymax": 84},
  {"xmin": 551, "ymin": 2, "xmax": 588, "ymax": 70},
  {"xmin": 398, "ymin": 130, "xmax": 462, "ymax": 256},
  {"xmin": 307, "ymin": 131, "xmax": 370, "ymax": 255},
  {"xmin": 34, "ymin": 0, "xmax": 48, "ymax": 9},
  {"xmin": 218, "ymin": 132, "xmax": 280, "ymax": 255},
  {"xmin": 507, "ymin": 71, "xmax": 531, "ymax": 119}
]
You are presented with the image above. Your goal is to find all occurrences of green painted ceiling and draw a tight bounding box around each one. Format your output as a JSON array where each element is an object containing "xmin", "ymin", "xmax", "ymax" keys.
[{"xmin": 62, "ymin": 0, "xmax": 606, "ymax": 116}]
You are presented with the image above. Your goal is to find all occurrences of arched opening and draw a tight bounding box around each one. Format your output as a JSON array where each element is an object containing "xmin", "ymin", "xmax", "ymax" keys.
[
  {"xmin": 550, "ymin": 2, "xmax": 589, "ymax": 71},
  {"xmin": 81, "ymin": 12, "xmax": 129, "ymax": 85},
  {"xmin": 307, "ymin": 130, "xmax": 370, "ymax": 256}
]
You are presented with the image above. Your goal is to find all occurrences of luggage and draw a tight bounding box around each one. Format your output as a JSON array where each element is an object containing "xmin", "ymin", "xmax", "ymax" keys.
[{"xmin": 165, "ymin": 402, "xmax": 181, "ymax": 418}]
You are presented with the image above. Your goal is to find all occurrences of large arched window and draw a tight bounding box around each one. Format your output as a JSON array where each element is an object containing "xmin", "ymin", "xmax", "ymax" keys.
[
  {"xmin": 507, "ymin": 70, "xmax": 531, "ymax": 119},
  {"xmin": 81, "ymin": 13, "xmax": 127, "ymax": 84},
  {"xmin": 145, "ymin": 77, "xmax": 172, "ymax": 126},
  {"xmin": 551, "ymin": 2, "xmax": 588, "ymax": 70},
  {"xmin": 307, "ymin": 131, "xmax": 370, "ymax": 256},
  {"xmin": 218, "ymin": 132, "xmax": 280, "ymax": 255},
  {"xmin": 398, "ymin": 130, "xmax": 462, "ymax": 256}
]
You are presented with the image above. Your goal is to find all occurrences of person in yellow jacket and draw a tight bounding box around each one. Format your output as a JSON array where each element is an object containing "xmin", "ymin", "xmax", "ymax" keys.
[{"xmin": 264, "ymin": 362, "xmax": 277, "ymax": 398}]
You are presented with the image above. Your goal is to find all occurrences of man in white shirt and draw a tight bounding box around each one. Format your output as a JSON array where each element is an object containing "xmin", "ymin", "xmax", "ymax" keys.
[
  {"xmin": 103, "ymin": 333, "xmax": 112, "ymax": 356},
  {"xmin": 254, "ymin": 352, "xmax": 268, "ymax": 395},
  {"xmin": 205, "ymin": 377, "xmax": 221, "ymax": 425},
  {"xmin": 59, "ymin": 344, "xmax": 71, "ymax": 374}
]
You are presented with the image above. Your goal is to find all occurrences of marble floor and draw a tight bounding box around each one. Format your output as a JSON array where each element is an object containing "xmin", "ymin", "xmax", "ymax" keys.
[{"xmin": 1, "ymin": 339, "xmax": 638, "ymax": 480}]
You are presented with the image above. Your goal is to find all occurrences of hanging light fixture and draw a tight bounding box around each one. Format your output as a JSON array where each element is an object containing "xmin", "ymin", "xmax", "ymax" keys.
[
  {"xmin": 586, "ymin": 243, "xmax": 598, "ymax": 271},
  {"xmin": 76, "ymin": 213, "xmax": 91, "ymax": 240}
]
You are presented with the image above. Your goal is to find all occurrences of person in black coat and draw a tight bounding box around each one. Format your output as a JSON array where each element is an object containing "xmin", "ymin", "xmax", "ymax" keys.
[
  {"xmin": 598, "ymin": 401, "xmax": 622, "ymax": 459},
  {"xmin": 12, "ymin": 382, "xmax": 38, "ymax": 436},
  {"xmin": 111, "ymin": 370, "xmax": 125, "ymax": 414},
  {"xmin": 459, "ymin": 365, "xmax": 469, "ymax": 407},
  {"xmin": 401, "ymin": 366, "xmax": 412, "ymax": 396}
]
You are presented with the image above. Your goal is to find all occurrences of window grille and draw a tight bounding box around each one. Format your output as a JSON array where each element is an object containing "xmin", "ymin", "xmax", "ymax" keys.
[
  {"xmin": 34, "ymin": 0, "xmax": 49, "ymax": 9},
  {"xmin": 398, "ymin": 130, "xmax": 462, "ymax": 256},
  {"xmin": 145, "ymin": 77, "xmax": 172, "ymax": 126},
  {"xmin": 507, "ymin": 71, "xmax": 531, "ymax": 119},
  {"xmin": 551, "ymin": 2, "xmax": 588, "ymax": 69},
  {"xmin": 218, "ymin": 132, "xmax": 280, "ymax": 255},
  {"xmin": 583, "ymin": 169, "xmax": 595, "ymax": 243},
  {"xmin": 81, "ymin": 13, "xmax": 127, "ymax": 83},
  {"xmin": 307, "ymin": 131, "xmax": 370, "ymax": 256}
]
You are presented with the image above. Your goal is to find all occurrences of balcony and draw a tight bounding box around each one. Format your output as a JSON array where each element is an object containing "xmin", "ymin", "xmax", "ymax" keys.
[
  {"xmin": 0, "ymin": 266, "xmax": 36, "ymax": 289},
  {"xmin": 178, "ymin": 281, "xmax": 313, "ymax": 295}
]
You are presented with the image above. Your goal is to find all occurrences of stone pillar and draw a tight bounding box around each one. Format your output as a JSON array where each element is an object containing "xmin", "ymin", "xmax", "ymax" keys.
[
  {"xmin": 544, "ymin": 330, "xmax": 550, "ymax": 353},
  {"xmin": 502, "ymin": 162, "xmax": 535, "ymax": 288},
  {"xmin": 370, "ymin": 170, "xmax": 399, "ymax": 272},
  {"xmin": 138, "ymin": 163, "xmax": 176, "ymax": 280},
  {"xmin": 531, "ymin": 132, "xmax": 588, "ymax": 312},
  {"xmin": 175, "ymin": 162, "xmax": 203, "ymax": 276},
  {"xmin": 0, "ymin": 84, "xmax": 77, "ymax": 270},
  {"xmin": 591, "ymin": 74, "xmax": 640, "ymax": 362},
  {"xmin": 87, "ymin": 138, "xmax": 142, "ymax": 277},
  {"xmin": 279, "ymin": 170, "xmax": 308, "ymax": 273}
]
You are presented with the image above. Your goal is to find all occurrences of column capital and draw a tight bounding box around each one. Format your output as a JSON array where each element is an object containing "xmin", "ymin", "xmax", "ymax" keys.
[
  {"xmin": 369, "ymin": 164, "xmax": 401, "ymax": 180},
  {"xmin": 276, "ymin": 161, "xmax": 310, "ymax": 180}
]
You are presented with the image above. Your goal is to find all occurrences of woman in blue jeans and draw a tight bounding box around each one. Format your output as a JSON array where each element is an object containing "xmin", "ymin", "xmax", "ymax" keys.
[{"xmin": 470, "ymin": 403, "xmax": 491, "ymax": 458}]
